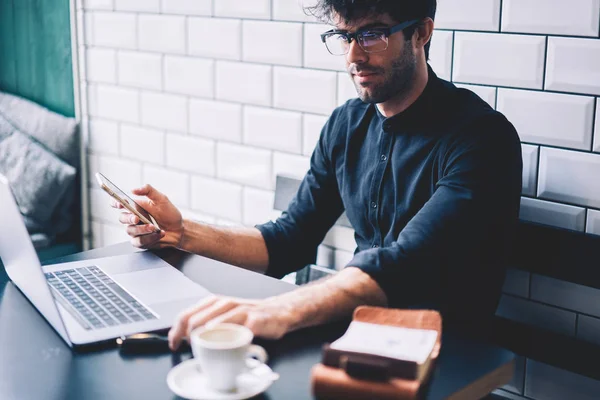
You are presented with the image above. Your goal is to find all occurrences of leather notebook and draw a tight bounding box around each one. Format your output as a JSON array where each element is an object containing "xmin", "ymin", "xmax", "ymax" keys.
[{"xmin": 311, "ymin": 306, "xmax": 442, "ymax": 400}]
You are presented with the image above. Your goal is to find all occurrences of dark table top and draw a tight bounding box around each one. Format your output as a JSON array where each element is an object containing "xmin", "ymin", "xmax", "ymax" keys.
[{"xmin": 0, "ymin": 243, "xmax": 514, "ymax": 400}]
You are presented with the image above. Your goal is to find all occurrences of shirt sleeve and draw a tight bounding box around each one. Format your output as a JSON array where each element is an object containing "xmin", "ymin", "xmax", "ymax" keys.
[
  {"xmin": 256, "ymin": 116, "xmax": 345, "ymax": 279},
  {"xmin": 347, "ymin": 114, "xmax": 523, "ymax": 316}
]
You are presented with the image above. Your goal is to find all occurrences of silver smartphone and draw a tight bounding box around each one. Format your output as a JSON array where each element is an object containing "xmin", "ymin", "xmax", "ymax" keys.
[{"xmin": 95, "ymin": 172, "xmax": 160, "ymax": 232}]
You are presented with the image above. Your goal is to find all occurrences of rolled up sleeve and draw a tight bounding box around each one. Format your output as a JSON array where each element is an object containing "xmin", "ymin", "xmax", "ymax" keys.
[{"xmin": 256, "ymin": 118, "xmax": 345, "ymax": 279}]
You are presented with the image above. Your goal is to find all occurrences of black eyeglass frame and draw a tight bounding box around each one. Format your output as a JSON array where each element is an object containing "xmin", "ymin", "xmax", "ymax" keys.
[{"xmin": 320, "ymin": 19, "xmax": 420, "ymax": 55}]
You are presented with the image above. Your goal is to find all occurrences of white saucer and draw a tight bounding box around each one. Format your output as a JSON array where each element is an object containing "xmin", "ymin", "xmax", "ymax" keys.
[{"xmin": 166, "ymin": 358, "xmax": 279, "ymax": 400}]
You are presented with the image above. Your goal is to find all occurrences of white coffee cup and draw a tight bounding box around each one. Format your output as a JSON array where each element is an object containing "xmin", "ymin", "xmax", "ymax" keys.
[{"xmin": 190, "ymin": 323, "xmax": 268, "ymax": 392}]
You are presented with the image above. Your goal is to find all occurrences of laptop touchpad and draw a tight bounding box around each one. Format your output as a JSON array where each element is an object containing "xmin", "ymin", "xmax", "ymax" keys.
[{"xmin": 112, "ymin": 267, "xmax": 209, "ymax": 305}]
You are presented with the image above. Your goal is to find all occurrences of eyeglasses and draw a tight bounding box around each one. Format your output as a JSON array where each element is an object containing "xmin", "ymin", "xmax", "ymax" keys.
[{"xmin": 320, "ymin": 19, "xmax": 419, "ymax": 56}]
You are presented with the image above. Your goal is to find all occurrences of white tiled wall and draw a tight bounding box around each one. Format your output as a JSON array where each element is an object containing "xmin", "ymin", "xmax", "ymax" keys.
[{"xmin": 77, "ymin": 2, "xmax": 600, "ymax": 397}]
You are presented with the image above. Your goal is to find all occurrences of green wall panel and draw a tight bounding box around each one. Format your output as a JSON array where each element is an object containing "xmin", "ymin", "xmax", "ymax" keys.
[{"xmin": 0, "ymin": 0, "xmax": 75, "ymax": 117}]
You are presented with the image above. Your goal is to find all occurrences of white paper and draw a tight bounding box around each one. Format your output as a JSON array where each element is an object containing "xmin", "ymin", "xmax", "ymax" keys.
[{"xmin": 330, "ymin": 321, "xmax": 438, "ymax": 364}]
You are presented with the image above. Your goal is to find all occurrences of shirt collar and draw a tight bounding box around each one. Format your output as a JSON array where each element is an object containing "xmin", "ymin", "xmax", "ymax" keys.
[{"xmin": 376, "ymin": 65, "xmax": 441, "ymax": 133}]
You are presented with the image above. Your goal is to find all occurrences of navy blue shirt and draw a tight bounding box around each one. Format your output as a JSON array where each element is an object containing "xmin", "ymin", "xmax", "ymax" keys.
[{"xmin": 257, "ymin": 67, "xmax": 522, "ymax": 323}]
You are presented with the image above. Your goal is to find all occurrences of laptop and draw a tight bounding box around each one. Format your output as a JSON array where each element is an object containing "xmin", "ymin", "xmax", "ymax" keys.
[{"xmin": 0, "ymin": 174, "xmax": 211, "ymax": 348}]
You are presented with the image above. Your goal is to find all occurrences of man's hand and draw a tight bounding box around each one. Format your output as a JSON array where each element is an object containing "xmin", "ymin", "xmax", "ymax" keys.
[
  {"xmin": 167, "ymin": 268, "xmax": 387, "ymax": 351},
  {"xmin": 168, "ymin": 295, "xmax": 293, "ymax": 350},
  {"xmin": 112, "ymin": 184, "xmax": 184, "ymax": 249}
]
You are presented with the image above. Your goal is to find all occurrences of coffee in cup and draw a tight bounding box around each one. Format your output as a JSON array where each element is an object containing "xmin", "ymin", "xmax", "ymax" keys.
[{"xmin": 190, "ymin": 323, "xmax": 268, "ymax": 392}]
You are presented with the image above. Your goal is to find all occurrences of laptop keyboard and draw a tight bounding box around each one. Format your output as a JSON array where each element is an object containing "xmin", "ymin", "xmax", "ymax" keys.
[{"xmin": 45, "ymin": 266, "xmax": 157, "ymax": 330}]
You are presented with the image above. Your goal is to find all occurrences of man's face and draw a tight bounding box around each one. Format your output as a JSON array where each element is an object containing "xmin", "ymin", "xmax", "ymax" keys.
[{"xmin": 335, "ymin": 13, "xmax": 417, "ymax": 104}]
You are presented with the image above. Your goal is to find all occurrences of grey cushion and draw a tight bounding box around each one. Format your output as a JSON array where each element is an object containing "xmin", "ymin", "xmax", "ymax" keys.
[
  {"xmin": 0, "ymin": 122, "xmax": 76, "ymax": 232},
  {"xmin": 0, "ymin": 92, "xmax": 79, "ymax": 167}
]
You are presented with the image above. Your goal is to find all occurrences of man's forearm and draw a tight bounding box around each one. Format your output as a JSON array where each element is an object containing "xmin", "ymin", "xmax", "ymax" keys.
[
  {"xmin": 270, "ymin": 267, "xmax": 388, "ymax": 333},
  {"xmin": 178, "ymin": 219, "xmax": 269, "ymax": 273}
]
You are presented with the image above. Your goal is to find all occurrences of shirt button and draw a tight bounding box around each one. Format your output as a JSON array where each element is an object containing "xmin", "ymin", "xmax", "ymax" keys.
[
  {"xmin": 380, "ymin": 154, "xmax": 387, "ymax": 161},
  {"xmin": 371, "ymin": 201, "xmax": 377, "ymax": 209}
]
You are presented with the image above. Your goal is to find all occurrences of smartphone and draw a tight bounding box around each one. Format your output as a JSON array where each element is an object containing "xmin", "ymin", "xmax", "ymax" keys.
[{"xmin": 95, "ymin": 172, "xmax": 160, "ymax": 232}]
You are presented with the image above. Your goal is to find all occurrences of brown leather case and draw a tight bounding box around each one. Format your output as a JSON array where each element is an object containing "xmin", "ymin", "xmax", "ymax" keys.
[{"xmin": 311, "ymin": 306, "xmax": 442, "ymax": 400}]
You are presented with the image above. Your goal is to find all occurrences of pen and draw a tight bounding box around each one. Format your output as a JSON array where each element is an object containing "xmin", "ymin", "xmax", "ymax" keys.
[{"xmin": 116, "ymin": 333, "xmax": 190, "ymax": 354}]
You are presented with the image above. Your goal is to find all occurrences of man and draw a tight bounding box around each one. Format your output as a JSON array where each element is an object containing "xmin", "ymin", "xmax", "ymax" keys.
[{"xmin": 114, "ymin": 0, "xmax": 522, "ymax": 351}]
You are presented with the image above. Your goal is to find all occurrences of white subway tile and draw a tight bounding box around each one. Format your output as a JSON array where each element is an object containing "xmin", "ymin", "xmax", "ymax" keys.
[
  {"xmin": 243, "ymin": 21, "xmax": 303, "ymax": 67},
  {"xmin": 214, "ymin": 0, "xmax": 270, "ymax": 19},
  {"xmin": 120, "ymin": 124, "xmax": 165, "ymax": 163},
  {"xmin": 216, "ymin": 61, "xmax": 272, "ymax": 106},
  {"xmin": 115, "ymin": 0, "xmax": 159, "ymax": 12},
  {"xmin": 243, "ymin": 106, "xmax": 302, "ymax": 153},
  {"xmin": 76, "ymin": 10, "xmax": 86, "ymax": 44},
  {"xmin": 84, "ymin": 12, "xmax": 94, "ymax": 45},
  {"xmin": 519, "ymin": 197, "xmax": 585, "ymax": 231},
  {"xmin": 191, "ymin": 176, "xmax": 243, "ymax": 221},
  {"xmin": 337, "ymin": 72, "xmax": 358, "ymax": 106},
  {"xmin": 586, "ymin": 209, "xmax": 600, "ymax": 235},
  {"xmin": 273, "ymin": 0, "xmax": 316, "ymax": 22},
  {"xmin": 117, "ymin": 51, "xmax": 162, "ymax": 90},
  {"xmin": 502, "ymin": 0, "xmax": 600, "ymax": 37},
  {"xmin": 538, "ymin": 148, "xmax": 600, "ymax": 208},
  {"xmin": 97, "ymin": 155, "xmax": 142, "ymax": 190},
  {"xmin": 87, "ymin": 48, "xmax": 117, "ymax": 83},
  {"xmin": 89, "ymin": 119, "xmax": 119, "ymax": 155},
  {"xmin": 454, "ymin": 84, "xmax": 497, "ymax": 109},
  {"xmin": 429, "ymin": 30, "xmax": 453, "ymax": 81},
  {"xmin": 102, "ymin": 223, "xmax": 132, "ymax": 246},
  {"xmin": 143, "ymin": 165, "xmax": 190, "ymax": 208},
  {"xmin": 188, "ymin": 18, "xmax": 241, "ymax": 60},
  {"xmin": 323, "ymin": 225, "xmax": 356, "ymax": 253},
  {"xmin": 531, "ymin": 274, "xmax": 600, "ymax": 318},
  {"xmin": 84, "ymin": 0, "xmax": 113, "ymax": 10},
  {"xmin": 546, "ymin": 37, "xmax": 600, "ymax": 96},
  {"xmin": 453, "ymin": 32, "xmax": 545, "ymax": 89},
  {"xmin": 140, "ymin": 91, "xmax": 187, "ymax": 132},
  {"xmin": 189, "ymin": 99, "xmax": 242, "ymax": 142},
  {"xmin": 273, "ymin": 152, "xmax": 310, "ymax": 181},
  {"xmin": 316, "ymin": 245, "xmax": 334, "ymax": 268},
  {"xmin": 502, "ymin": 268, "xmax": 530, "ymax": 298},
  {"xmin": 303, "ymin": 23, "xmax": 346, "ymax": 71},
  {"xmin": 87, "ymin": 153, "xmax": 100, "ymax": 186},
  {"xmin": 242, "ymin": 187, "xmax": 275, "ymax": 226},
  {"xmin": 334, "ymin": 249, "xmax": 355, "ymax": 271},
  {"xmin": 79, "ymin": 82, "xmax": 90, "ymax": 116},
  {"xmin": 164, "ymin": 56, "xmax": 214, "ymax": 98},
  {"xmin": 594, "ymin": 100, "xmax": 600, "ymax": 151},
  {"xmin": 435, "ymin": 0, "xmax": 500, "ymax": 31},
  {"xmin": 217, "ymin": 142, "xmax": 272, "ymax": 189},
  {"xmin": 139, "ymin": 14, "xmax": 186, "ymax": 54},
  {"xmin": 161, "ymin": 0, "xmax": 211, "ymax": 15},
  {"xmin": 93, "ymin": 12, "xmax": 137, "ymax": 49},
  {"xmin": 78, "ymin": 46, "xmax": 88, "ymax": 82},
  {"xmin": 88, "ymin": 84, "xmax": 99, "ymax": 116},
  {"xmin": 577, "ymin": 315, "xmax": 600, "ymax": 346},
  {"xmin": 497, "ymin": 89, "xmax": 595, "ymax": 150},
  {"xmin": 525, "ymin": 360, "xmax": 600, "ymax": 400},
  {"xmin": 166, "ymin": 133, "xmax": 215, "ymax": 176},
  {"xmin": 520, "ymin": 144, "xmax": 539, "ymax": 197},
  {"xmin": 90, "ymin": 188, "xmax": 122, "ymax": 222},
  {"xmin": 495, "ymin": 295, "xmax": 576, "ymax": 336},
  {"xmin": 274, "ymin": 67, "xmax": 337, "ymax": 114},
  {"xmin": 95, "ymin": 85, "xmax": 139, "ymax": 123},
  {"xmin": 303, "ymin": 114, "xmax": 327, "ymax": 156}
]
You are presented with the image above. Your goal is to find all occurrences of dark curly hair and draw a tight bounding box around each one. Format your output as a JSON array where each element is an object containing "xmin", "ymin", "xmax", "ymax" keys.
[{"xmin": 305, "ymin": 0, "xmax": 437, "ymax": 59}]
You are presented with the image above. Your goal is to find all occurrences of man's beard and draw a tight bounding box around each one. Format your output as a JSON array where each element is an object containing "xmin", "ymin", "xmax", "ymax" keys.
[{"xmin": 350, "ymin": 43, "xmax": 417, "ymax": 104}]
